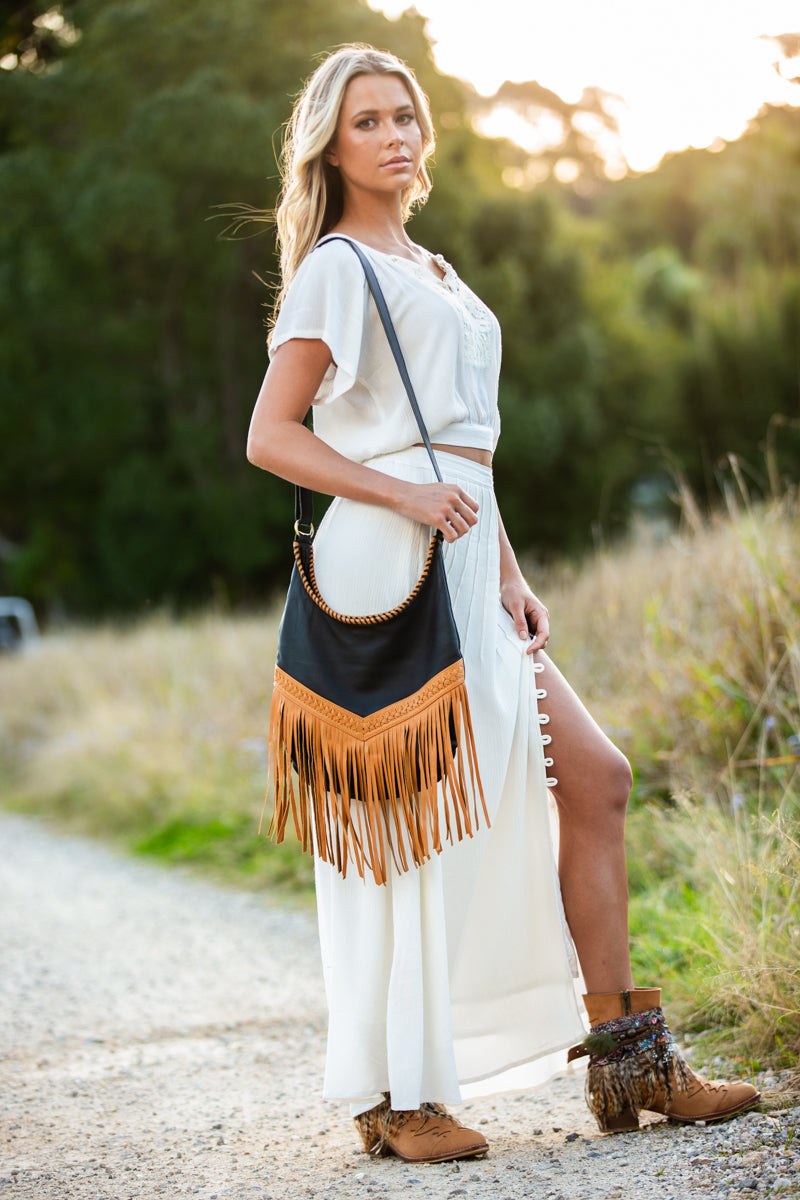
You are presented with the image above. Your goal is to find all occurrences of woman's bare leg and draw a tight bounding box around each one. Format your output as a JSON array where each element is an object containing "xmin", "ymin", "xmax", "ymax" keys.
[{"xmin": 535, "ymin": 650, "xmax": 634, "ymax": 993}]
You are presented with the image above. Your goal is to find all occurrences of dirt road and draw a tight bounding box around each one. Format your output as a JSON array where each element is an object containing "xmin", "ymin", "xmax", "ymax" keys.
[{"xmin": 0, "ymin": 814, "xmax": 795, "ymax": 1199}]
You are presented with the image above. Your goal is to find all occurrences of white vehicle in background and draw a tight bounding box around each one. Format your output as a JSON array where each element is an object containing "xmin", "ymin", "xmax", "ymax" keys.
[{"xmin": 0, "ymin": 598, "xmax": 39, "ymax": 652}]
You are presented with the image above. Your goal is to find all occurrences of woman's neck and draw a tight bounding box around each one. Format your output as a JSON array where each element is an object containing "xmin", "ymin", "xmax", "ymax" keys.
[{"xmin": 330, "ymin": 198, "xmax": 417, "ymax": 259}]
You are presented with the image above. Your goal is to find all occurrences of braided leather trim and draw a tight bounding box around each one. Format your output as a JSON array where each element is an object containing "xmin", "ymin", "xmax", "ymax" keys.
[
  {"xmin": 273, "ymin": 660, "xmax": 466, "ymax": 739},
  {"xmin": 294, "ymin": 533, "xmax": 439, "ymax": 625}
]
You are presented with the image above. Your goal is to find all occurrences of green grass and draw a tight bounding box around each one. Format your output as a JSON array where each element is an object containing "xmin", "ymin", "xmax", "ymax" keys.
[
  {"xmin": 1, "ymin": 473, "xmax": 798, "ymax": 1069},
  {"xmin": 0, "ymin": 609, "xmax": 315, "ymax": 900}
]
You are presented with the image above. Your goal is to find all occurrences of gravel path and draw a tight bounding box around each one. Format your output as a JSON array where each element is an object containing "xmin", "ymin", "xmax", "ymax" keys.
[{"xmin": 1, "ymin": 813, "xmax": 797, "ymax": 1199}]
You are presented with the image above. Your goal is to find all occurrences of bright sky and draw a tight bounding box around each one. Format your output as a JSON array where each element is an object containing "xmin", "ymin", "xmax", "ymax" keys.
[{"xmin": 370, "ymin": 0, "xmax": 800, "ymax": 172}]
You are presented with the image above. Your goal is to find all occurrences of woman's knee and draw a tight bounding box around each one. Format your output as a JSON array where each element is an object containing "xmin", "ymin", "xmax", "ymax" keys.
[
  {"xmin": 553, "ymin": 747, "xmax": 632, "ymax": 823},
  {"xmin": 606, "ymin": 750, "xmax": 634, "ymax": 813}
]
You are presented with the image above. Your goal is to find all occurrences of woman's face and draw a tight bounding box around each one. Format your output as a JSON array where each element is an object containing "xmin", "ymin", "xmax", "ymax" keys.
[{"xmin": 326, "ymin": 73, "xmax": 422, "ymax": 202}]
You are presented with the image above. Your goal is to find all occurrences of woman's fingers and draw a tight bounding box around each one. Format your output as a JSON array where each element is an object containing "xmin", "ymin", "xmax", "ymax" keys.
[
  {"xmin": 525, "ymin": 602, "xmax": 550, "ymax": 654},
  {"xmin": 397, "ymin": 483, "xmax": 479, "ymax": 540},
  {"xmin": 458, "ymin": 489, "xmax": 480, "ymax": 515},
  {"xmin": 440, "ymin": 496, "xmax": 477, "ymax": 540},
  {"xmin": 501, "ymin": 581, "xmax": 551, "ymax": 653},
  {"xmin": 439, "ymin": 492, "xmax": 479, "ymax": 541}
]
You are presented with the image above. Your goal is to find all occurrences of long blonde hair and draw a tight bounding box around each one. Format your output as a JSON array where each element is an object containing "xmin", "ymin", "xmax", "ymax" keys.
[{"xmin": 275, "ymin": 44, "xmax": 435, "ymax": 313}]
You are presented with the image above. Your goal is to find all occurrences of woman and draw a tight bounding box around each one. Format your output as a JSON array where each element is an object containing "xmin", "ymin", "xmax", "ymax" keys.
[{"xmin": 246, "ymin": 44, "xmax": 758, "ymax": 1163}]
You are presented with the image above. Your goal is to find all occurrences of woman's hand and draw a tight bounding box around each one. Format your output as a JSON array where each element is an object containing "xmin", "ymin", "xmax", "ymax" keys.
[
  {"xmin": 249, "ymin": 342, "xmax": 478, "ymax": 538},
  {"xmin": 394, "ymin": 482, "xmax": 479, "ymax": 543},
  {"xmin": 500, "ymin": 579, "xmax": 550, "ymax": 654}
]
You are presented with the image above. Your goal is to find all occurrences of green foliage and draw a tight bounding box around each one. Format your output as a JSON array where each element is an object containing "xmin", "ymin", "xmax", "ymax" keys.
[
  {"xmin": 0, "ymin": 0, "xmax": 450, "ymax": 613},
  {"xmin": 1, "ymin": 1, "xmax": 799, "ymax": 616},
  {"xmin": 595, "ymin": 106, "xmax": 800, "ymax": 505}
]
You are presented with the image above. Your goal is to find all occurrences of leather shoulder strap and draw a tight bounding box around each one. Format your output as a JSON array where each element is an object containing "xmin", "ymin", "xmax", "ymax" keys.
[{"xmin": 295, "ymin": 235, "xmax": 443, "ymax": 534}]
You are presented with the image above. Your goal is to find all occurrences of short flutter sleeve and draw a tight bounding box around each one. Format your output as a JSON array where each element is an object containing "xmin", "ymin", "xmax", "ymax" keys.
[{"xmin": 269, "ymin": 240, "xmax": 369, "ymax": 406}]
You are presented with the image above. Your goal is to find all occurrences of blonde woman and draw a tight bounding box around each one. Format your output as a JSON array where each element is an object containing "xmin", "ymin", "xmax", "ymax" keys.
[{"xmin": 247, "ymin": 44, "xmax": 758, "ymax": 1163}]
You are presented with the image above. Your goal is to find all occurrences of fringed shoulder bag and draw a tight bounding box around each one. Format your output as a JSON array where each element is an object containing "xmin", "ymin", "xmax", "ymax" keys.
[{"xmin": 265, "ymin": 236, "xmax": 487, "ymax": 885}]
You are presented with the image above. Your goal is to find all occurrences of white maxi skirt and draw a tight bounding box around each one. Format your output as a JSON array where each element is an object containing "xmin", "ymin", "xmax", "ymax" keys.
[{"xmin": 311, "ymin": 447, "xmax": 585, "ymax": 1115}]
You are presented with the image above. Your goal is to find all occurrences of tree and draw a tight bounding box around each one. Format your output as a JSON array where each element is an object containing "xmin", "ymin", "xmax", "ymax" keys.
[
  {"xmin": 0, "ymin": 0, "xmax": 467, "ymax": 611},
  {"xmin": 2, "ymin": 2, "xmax": 799, "ymax": 616}
]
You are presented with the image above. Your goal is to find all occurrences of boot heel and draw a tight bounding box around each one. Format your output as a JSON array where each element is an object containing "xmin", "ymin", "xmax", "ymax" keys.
[{"xmin": 596, "ymin": 1104, "xmax": 639, "ymax": 1133}]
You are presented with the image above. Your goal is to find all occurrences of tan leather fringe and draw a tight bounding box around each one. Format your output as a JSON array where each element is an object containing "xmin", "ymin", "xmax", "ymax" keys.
[{"xmin": 263, "ymin": 661, "xmax": 488, "ymax": 885}]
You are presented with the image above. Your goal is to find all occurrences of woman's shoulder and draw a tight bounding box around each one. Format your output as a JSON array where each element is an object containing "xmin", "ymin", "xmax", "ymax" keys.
[
  {"xmin": 303, "ymin": 235, "xmax": 369, "ymax": 274},
  {"xmin": 282, "ymin": 237, "xmax": 367, "ymax": 304},
  {"xmin": 272, "ymin": 237, "xmax": 373, "ymax": 351}
]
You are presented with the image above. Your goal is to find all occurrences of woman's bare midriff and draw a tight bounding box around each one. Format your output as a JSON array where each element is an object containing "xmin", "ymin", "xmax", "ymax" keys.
[{"xmin": 413, "ymin": 443, "xmax": 492, "ymax": 468}]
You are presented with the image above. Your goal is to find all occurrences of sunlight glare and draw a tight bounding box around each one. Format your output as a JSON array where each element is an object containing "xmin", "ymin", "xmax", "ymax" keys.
[{"xmin": 370, "ymin": 0, "xmax": 800, "ymax": 170}]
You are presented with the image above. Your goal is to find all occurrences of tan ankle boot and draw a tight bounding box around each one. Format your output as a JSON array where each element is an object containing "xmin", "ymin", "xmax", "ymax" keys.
[
  {"xmin": 568, "ymin": 988, "xmax": 760, "ymax": 1133},
  {"xmin": 354, "ymin": 1095, "xmax": 489, "ymax": 1162}
]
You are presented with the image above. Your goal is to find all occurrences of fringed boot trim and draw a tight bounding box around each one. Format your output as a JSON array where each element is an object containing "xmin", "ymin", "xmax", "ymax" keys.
[
  {"xmin": 568, "ymin": 1007, "xmax": 691, "ymax": 1126},
  {"xmin": 354, "ymin": 1095, "xmax": 393, "ymax": 1155}
]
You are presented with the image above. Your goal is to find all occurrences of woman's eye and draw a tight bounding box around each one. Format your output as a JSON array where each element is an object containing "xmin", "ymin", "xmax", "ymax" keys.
[
  {"xmin": 356, "ymin": 118, "xmax": 375, "ymax": 129},
  {"xmin": 397, "ymin": 113, "xmax": 414, "ymax": 125}
]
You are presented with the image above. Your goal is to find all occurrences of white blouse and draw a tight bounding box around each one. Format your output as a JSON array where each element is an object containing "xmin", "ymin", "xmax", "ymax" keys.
[{"xmin": 269, "ymin": 236, "xmax": 502, "ymax": 463}]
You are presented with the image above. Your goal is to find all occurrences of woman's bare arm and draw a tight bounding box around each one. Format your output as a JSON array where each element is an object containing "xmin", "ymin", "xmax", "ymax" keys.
[{"xmin": 248, "ymin": 338, "xmax": 479, "ymax": 543}]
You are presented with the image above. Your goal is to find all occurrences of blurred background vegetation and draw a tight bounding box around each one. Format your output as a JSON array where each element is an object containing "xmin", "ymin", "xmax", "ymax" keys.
[
  {"xmin": 1, "ymin": 0, "xmax": 798, "ymax": 615},
  {"xmin": 1, "ymin": 0, "xmax": 799, "ymax": 1077}
]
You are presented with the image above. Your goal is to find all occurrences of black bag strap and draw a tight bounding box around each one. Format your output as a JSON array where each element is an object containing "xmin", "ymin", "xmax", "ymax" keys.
[{"xmin": 294, "ymin": 235, "xmax": 443, "ymax": 534}]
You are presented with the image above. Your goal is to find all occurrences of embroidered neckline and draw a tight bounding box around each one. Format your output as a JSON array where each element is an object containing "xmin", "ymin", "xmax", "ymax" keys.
[{"xmin": 387, "ymin": 251, "xmax": 453, "ymax": 289}]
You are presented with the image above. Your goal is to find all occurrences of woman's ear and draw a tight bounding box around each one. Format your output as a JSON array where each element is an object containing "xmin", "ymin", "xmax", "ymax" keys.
[{"xmin": 324, "ymin": 145, "xmax": 339, "ymax": 167}]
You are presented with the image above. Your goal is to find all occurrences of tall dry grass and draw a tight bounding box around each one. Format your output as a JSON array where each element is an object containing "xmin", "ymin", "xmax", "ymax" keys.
[
  {"xmin": 1, "ymin": 473, "xmax": 798, "ymax": 1066},
  {"xmin": 0, "ymin": 606, "xmax": 313, "ymax": 896},
  {"xmin": 536, "ymin": 468, "xmax": 799, "ymax": 1070}
]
